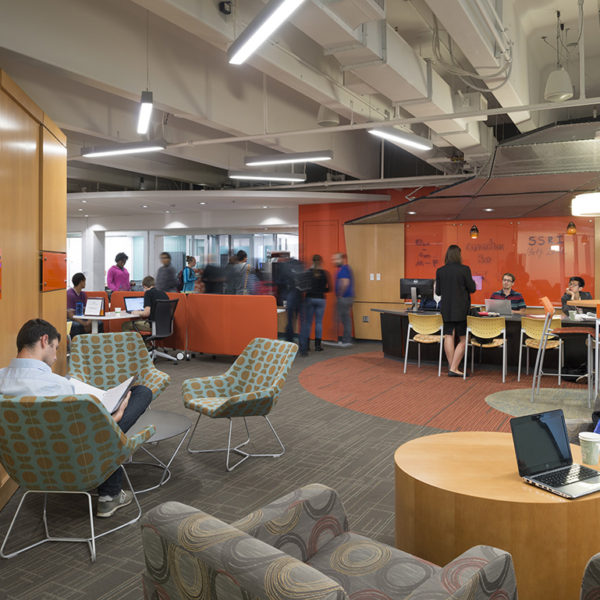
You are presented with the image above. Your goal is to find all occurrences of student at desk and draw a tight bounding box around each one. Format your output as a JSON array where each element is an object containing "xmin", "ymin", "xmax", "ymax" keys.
[
  {"xmin": 490, "ymin": 273, "xmax": 526, "ymax": 313},
  {"xmin": 561, "ymin": 276, "xmax": 592, "ymax": 315},
  {"xmin": 122, "ymin": 275, "xmax": 168, "ymax": 333}
]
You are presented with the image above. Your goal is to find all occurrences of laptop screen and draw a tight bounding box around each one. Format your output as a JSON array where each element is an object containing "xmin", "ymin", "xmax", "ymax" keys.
[
  {"xmin": 484, "ymin": 298, "xmax": 512, "ymax": 315},
  {"xmin": 510, "ymin": 410, "xmax": 572, "ymax": 477},
  {"xmin": 124, "ymin": 296, "xmax": 144, "ymax": 312}
]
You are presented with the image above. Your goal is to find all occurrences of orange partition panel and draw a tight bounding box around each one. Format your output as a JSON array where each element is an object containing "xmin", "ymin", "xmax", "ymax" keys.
[
  {"xmin": 405, "ymin": 217, "xmax": 595, "ymax": 306},
  {"xmin": 109, "ymin": 290, "xmax": 186, "ymax": 349},
  {"xmin": 187, "ymin": 294, "xmax": 277, "ymax": 356},
  {"xmin": 164, "ymin": 292, "xmax": 187, "ymax": 351},
  {"xmin": 102, "ymin": 290, "xmax": 136, "ymax": 332}
]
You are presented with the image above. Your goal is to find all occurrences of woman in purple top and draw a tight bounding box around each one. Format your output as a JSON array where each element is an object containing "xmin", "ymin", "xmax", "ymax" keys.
[{"xmin": 106, "ymin": 252, "xmax": 131, "ymax": 291}]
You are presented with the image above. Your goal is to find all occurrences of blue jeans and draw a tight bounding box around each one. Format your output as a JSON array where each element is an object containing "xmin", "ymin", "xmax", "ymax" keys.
[
  {"xmin": 336, "ymin": 296, "xmax": 354, "ymax": 343},
  {"xmin": 284, "ymin": 289, "xmax": 302, "ymax": 342},
  {"xmin": 97, "ymin": 385, "xmax": 153, "ymax": 497},
  {"xmin": 300, "ymin": 297, "xmax": 326, "ymax": 352}
]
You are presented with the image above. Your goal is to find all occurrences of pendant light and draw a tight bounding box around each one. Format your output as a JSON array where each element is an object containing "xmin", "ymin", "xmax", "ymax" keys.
[
  {"xmin": 470, "ymin": 225, "xmax": 479, "ymax": 239},
  {"xmin": 544, "ymin": 11, "xmax": 573, "ymax": 102},
  {"xmin": 566, "ymin": 221, "xmax": 577, "ymax": 235}
]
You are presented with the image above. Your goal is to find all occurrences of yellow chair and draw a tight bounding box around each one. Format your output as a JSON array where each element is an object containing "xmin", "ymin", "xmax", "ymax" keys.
[
  {"xmin": 464, "ymin": 316, "xmax": 506, "ymax": 382},
  {"xmin": 518, "ymin": 316, "xmax": 562, "ymax": 383},
  {"xmin": 403, "ymin": 313, "xmax": 444, "ymax": 376}
]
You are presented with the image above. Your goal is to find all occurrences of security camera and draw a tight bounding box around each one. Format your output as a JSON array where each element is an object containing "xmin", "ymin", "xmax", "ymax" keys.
[{"xmin": 218, "ymin": 1, "xmax": 232, "ymax": 15}]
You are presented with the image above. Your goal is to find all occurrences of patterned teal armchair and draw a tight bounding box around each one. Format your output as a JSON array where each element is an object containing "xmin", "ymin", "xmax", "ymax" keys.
[
  {"xmin": 141, "ymin": 483, "xmax": 517, "ymax": 600},
  {"xmin": 70, "ymin": 332, "xmax": 170, "ymax": 400},
  {"xmin": 182, "ymin": 337, "xmax": 298, "ymax": 471},
  {"xmin": 0, "ymin": 394, "xmax": 155, "ymax": 562}
]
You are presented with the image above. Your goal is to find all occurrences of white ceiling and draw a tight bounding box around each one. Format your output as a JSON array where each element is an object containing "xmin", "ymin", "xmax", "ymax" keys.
[{"xmin": 1, "ymin": 0, "xmax": 599, "ymax": 219}]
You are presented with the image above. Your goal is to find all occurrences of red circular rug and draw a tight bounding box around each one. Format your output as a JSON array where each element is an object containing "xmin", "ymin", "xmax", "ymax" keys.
[{"xmin": 298, "ymin": 351, "xmax": 544, "ymax": 432}]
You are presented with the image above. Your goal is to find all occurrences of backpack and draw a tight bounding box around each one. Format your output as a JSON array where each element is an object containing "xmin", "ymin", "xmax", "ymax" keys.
[{"xmin": 176, "ymin": 269, "xmax": 184, "ymax": 292}]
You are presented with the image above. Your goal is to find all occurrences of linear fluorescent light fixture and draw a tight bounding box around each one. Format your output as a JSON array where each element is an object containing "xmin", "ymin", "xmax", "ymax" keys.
[
  {"xmin": 137, "ymin": 90, "xmax": 153, "ymax": 134},
  {"xmin": 245, "ymin": 150, "xmax": 333, "ymax": 166},
  {"xmin": 229, "ymin": 170, "xmax": 306, "ymax": 182},
  {"xmin": 368, "ymin": 127, "xmax": 433, "ymax": 151},
  {"xmin": 81, "ymin": 140, "xmax": 165, "ymax": 158},
  {"xmin": 572, "ymin": 192, "xmax": 600, "ymax": 216},
  {"xmin": 228, "ymin": 0, "xmax": 307, "ymax": 65}
]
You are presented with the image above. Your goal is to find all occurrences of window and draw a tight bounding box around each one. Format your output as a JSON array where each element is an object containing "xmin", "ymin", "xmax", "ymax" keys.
[
  {"xmin": 66, "ymin": 233, "xmax": 82, "ymax": 286},
  {"xmin": 105, "ymin": 234, "xmax": 145, "ymax": 282}
]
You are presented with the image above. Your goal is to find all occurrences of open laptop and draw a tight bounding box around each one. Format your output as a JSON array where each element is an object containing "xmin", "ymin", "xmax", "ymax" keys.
[
  {"xmin": 124, "ymin": 296, "xmax": 144, "ymax": 313},
  {"xmin": 510, "ymin": 409, "xmax": 600, "ymax": 499},
  {"xmin": 484, "ymin": 298, "xmax": 512, "ymax": 316}
]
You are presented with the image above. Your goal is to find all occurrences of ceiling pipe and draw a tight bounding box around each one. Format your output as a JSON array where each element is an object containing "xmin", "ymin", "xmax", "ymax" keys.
[{"xmin": 166, "ymin": 94, "xmax": 600, "ymax": 149}]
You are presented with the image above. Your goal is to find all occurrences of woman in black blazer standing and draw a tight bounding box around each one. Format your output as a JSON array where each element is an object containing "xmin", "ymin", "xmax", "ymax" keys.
[{"xmin": 435, "ymin": 244, "xmax": 476, "ymax": 377}]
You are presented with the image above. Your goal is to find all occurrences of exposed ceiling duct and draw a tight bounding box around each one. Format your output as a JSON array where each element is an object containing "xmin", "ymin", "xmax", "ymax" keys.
[
  {"xmin": 292, "ymin": 0, "xmax": 495, "ymax": 172},
  {"xmin": 347, "ymin": 121, "xmax": 600, "ymax": 222}
]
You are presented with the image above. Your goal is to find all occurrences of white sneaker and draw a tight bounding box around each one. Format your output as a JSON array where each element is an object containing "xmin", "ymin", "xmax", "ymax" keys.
[
  {"xmin": 97, "ymin": 490, "xmax": 133, "ymax": 518},
  {"xmin": 338, "ymin": 341, "xmax": 353, "ymax": 348}
]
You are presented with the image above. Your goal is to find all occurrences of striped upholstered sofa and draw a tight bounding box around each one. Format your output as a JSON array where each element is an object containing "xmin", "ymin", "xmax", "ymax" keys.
[{"xmin": 141, "ymin": 483, "xmax": 517, "ymax": 599}]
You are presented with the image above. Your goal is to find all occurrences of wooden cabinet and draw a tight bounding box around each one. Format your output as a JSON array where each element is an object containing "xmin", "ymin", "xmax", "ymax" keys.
[{"xmin": 345, "ymin": 223, "xmax": 405, "ymax": 339}]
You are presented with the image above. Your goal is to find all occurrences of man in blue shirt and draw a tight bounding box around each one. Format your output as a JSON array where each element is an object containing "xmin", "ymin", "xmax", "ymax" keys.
[
  {"xmin": 0, "ymin": 319, "xmax": 153, "ymax": 518},
  {"xmin": 333, "ymin": 253, "xmax": 354, "ymax": 346},
  {"xmin": 490, "ymin": 273, "xmax": 526, "ymax": 313}
]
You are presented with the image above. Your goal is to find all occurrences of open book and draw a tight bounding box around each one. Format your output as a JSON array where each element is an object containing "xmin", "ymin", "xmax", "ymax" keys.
[{"xmin": 69, "ymin": 375, "xmax": 137, "ymax": 414}]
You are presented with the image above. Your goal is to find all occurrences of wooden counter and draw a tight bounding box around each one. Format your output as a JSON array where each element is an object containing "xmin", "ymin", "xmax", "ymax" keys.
[{"xmin": 395, "ymin": 431, "xmax": 600, "ymax": 600}]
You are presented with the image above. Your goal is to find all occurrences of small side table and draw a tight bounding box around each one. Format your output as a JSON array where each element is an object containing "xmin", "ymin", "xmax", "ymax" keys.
[{"xmin": 127, "ymin": 410, "xmax": 192, "ymax": 493}]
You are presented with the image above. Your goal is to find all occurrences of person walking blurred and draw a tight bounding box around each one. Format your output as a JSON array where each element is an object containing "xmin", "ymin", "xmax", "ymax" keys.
[
  {"xmin": 155, "ymin": 252, "xmax": 178, "ymax": 292},
  {"xmin": 435, "ymin": 244, "xmax": 476, "ymax": 377},
  {"xmin": 332, "ymin": 253, "xmax": 354, "ymax": 347},
  {"xmin": 299, "ymin": 255, "xmax": 330, "ymax": 357}
]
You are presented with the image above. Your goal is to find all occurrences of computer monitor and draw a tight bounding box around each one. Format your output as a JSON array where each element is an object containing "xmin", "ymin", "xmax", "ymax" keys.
[{"xmin": 400, "ymin": 278, "xmax": 435, "ymax": 307}]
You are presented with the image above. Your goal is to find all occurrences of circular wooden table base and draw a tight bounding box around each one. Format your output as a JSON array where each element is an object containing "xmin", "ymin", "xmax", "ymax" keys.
[{"xmin": 395, "ymin": 431, "xmax": 600, "ymax": 600}]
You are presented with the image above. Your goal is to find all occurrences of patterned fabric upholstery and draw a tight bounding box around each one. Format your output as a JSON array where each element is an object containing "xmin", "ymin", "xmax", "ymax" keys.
[
  {"xmin": 141, "ymin": 501, "xmax": 348, "ymax": 600},
  {"xmin": 308, "ymin": 532, "xmax": 441, "ymax": 598},
  {"xmin": 182, "ymin": 338, "xmax": 298, "ymax": 418},
  {"xmin": 70, "ymin": 332, "xmax": 170, "ymax": 400},
  {"xmin": 582, "ymin": 554, "xmax": 600, "ymax": 600},
  {"xmin": 232, "ymin": 483, "xmax": 349, "ymax": 562},
  {"xmin": 141, "ymin": 484, "xmax": 517, "ymax": 600},
  {"xmin": 0, "ymin": 394, "xmax": 155, "ymax": 492}
]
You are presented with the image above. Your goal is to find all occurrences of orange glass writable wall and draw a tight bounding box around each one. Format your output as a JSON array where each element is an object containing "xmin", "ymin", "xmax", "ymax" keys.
[{"xmin": 405, "ymin": 217, "xmax": 595, "ymax": 306}]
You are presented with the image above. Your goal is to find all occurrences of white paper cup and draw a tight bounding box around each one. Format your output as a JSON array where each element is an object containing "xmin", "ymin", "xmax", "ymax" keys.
[
  {"xmin": 569, "ymin": 310, "xmax": 576, "ymax": 320},
  {"xmin": 579, "ymin": 432, "xmax": 600, "ymax": 465}
]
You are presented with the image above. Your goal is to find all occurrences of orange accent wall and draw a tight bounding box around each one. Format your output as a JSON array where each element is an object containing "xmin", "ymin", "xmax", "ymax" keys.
[
  {"xmin": 298, "ymin": 190, "xmax": 416, "ymax": 340},
  {"xmin": 404, "ymin": 217, "xmax": 595, "ymax": 306}
]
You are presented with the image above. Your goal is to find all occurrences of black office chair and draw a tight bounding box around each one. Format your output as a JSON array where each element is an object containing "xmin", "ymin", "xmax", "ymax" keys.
[{"xmin": 140, "ymin": 299, "xmax": 184, "ymax": 364}]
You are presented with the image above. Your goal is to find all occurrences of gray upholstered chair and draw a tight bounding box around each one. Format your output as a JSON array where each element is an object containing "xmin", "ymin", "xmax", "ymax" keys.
[
  {"xmin": 582, "ymin": 554, "xmax": 600, "ymax": 599},
  {"xmin": 141, "ymin": 483, "xmax": 517, "ymax": 600}
]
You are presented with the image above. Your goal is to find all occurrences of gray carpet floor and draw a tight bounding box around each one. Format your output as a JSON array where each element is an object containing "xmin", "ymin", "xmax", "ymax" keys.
[{"xmin": 0, "ymin": 342, "xmax": 442, "ymax": 600}]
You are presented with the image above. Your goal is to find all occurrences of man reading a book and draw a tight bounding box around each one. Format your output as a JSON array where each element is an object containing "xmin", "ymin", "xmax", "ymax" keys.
[{"xmin": 0, "ymin": 319, "xmax": 153, "ymax": 518}]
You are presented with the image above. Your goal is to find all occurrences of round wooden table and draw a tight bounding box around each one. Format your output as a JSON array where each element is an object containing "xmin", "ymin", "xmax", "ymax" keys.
[{"xmin": 395, "ymin": 431, "xmax": 600, "ymax": 600}]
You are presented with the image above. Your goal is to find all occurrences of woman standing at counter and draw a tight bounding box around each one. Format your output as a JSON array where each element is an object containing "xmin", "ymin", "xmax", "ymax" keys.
[{"xmin": 435, "ymin": 244, "xmax": 476, "ymax": 377}]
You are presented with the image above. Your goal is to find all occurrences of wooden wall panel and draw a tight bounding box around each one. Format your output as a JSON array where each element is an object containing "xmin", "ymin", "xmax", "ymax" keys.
[
  {"xmin": 0, "ymin": 88, "xmax": 40, "ymax": 368},
  {"xmin": 345, "ymin": 223, "xmax": 405, "ymax": 339},
  {"xmin": 352, "ymin": 302, "xmax": 405, "ymax": 340},
  {"xmin": 41, "ymin": 290, "xmax": 67, "ymax": 375},
  {"xmin": 40, "ymin": 128, "xmax": 67, "ymax": 252},
  {"xmin": 345, "ymin": 223, "xmax": 405, "ymax": 303},
  {"xmin": 0, "ymin": 71, "xmax": 67, "ymax": 511}
]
